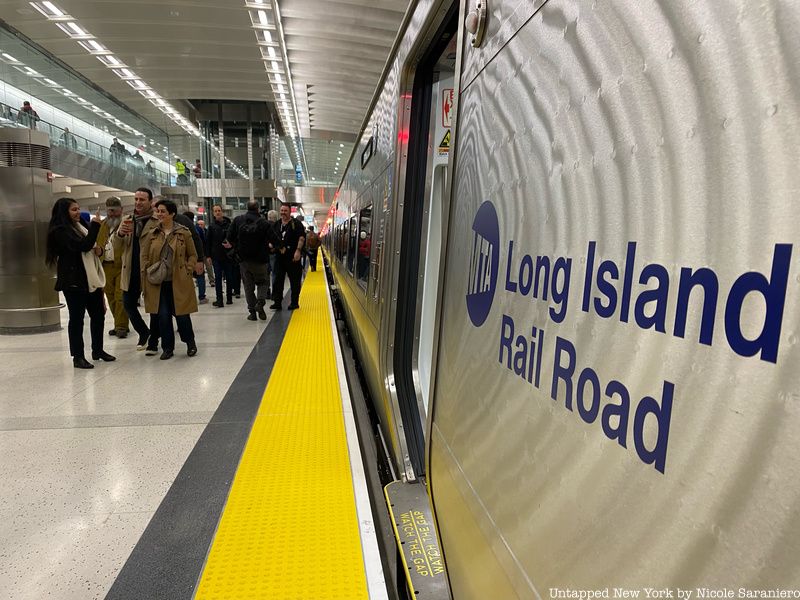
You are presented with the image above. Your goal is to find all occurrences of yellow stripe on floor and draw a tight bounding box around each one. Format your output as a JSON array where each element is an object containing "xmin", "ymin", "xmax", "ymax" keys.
[{"xmin": 195, "ymin": 267, "xmax": 369, "ymax": 600}]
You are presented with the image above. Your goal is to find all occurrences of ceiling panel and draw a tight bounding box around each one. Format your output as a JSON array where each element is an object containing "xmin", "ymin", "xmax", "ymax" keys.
[{"xmin": 0, "ymin": 0, "xmax": 409, "ymax": 179}]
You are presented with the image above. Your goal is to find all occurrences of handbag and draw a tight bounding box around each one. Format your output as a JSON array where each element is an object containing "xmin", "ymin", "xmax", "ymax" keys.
[{"xmin": 146, "ymin": 234, "xmax": 175, "ymax": 284}]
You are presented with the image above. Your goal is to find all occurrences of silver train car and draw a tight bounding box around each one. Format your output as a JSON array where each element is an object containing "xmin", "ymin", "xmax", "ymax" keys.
[{"xmin": 325, "ymin": 0, "xmax": 800, "ymax": 596}]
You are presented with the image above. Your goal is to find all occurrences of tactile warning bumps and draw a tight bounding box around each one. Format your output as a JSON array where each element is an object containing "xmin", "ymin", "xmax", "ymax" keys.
[{"xmin": 195, "ymin": 269, "xmax": 369, "ymax": 600}]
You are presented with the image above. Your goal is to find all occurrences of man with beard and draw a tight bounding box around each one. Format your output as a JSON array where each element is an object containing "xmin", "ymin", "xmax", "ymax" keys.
[
  {"xmin": 96, "ymin": 196, "xmax": 129, "ymax": 338},
  {"xmin": 118, "ymin": 187, "xmax": 160, "ymax": 351}
]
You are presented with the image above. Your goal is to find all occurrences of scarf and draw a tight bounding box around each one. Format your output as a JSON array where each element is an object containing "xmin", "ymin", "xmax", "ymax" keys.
[{"xmin": 76, "ymin": 223, "xmax": 106, "ymax": 292}]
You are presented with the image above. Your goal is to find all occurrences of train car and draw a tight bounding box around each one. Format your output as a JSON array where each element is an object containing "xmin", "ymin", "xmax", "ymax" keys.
[{"xmin": 326, "ymin": 0, "xmax": 800, "ymax": 596}]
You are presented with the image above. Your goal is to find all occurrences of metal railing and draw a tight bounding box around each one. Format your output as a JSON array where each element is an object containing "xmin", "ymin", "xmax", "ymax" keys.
[{"xmin": 0, "ymin": 102, "xmax": 171, "ymax": 185}]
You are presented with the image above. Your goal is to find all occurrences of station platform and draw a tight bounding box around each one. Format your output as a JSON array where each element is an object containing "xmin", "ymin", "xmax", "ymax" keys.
[{"xmin": 0, "ymin": 261, "xmax": 386, "ymax": 600}]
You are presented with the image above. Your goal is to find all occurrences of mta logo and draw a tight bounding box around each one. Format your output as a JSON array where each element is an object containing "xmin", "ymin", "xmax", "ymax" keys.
[{"xmin": 466, "ymin": 201, "xmax": 500, "ymax": 327}]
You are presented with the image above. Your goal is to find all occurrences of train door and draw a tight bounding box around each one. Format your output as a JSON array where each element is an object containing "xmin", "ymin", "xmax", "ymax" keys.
[{"xmin": 391, "ymin": 4, "xmax": 458, "ymax": 480}]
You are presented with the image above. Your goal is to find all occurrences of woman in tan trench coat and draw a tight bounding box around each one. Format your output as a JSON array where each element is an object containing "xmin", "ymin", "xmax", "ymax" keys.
[{"xmin": 141, "ymin": 199, "xmax": 198, "ymax": 360}]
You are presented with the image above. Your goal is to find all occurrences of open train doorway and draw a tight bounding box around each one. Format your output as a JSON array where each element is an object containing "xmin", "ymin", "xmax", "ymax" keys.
[{"xmin": 392, "ymin": 3, "xmax": 458, "ymax": 480}]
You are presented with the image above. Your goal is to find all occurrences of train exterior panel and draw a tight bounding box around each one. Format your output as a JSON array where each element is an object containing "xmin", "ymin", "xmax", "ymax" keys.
[{"xmin": 430, "ymin": 0, "xmax": 800, "ymax": 596}]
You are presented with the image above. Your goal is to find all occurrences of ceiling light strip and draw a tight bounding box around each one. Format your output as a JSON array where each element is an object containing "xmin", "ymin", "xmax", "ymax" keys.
[{"xmin": 27, "ymin": 0, "xmax": 243, "ymax": 176}]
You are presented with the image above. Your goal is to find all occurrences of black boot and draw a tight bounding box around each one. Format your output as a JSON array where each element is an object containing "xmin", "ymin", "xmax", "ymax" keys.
[{"xmin": 73, "ymin": 356, "xmax": 94, "ymax": 369}]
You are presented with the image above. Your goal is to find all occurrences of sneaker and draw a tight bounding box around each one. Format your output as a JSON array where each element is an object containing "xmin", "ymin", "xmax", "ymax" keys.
[
  {"xmin": 212, "ymin": 300, "xmax": 224, "ymax": 308},
  {"xmin": 145, "ymin": 346, "xmax": 159, "ymax": 356},
  {"xmin": 235, "ymin": 294, "xmax": 241, "ymax": 299},
  {"xmin": 136, "ymin": 332, "xmax": 150, "ymax": 350},
  {"xmin": 159, "ymin": 350, "xmax": 174, "ymax": 360},
  {"xmin": 108, "ymin": 329, "xmax": 117, "ymax": 337},
  {"xmin": 115, "ymin": 330, "xmax": 128, "ymax": 339},
  {"xmin": 257, "ymin": 306, "xmax": 267, "ymax": 320},
  {"xmin": 187, "ymin": 343, "xmax": 197, "ymax": 357},
  {"xmin": 247, "ymin": 311, "xmax": 258, "ymax": 321},
  {"xmin": 199, "ymin": 297, "xmax": 209, "ymax": 304}
]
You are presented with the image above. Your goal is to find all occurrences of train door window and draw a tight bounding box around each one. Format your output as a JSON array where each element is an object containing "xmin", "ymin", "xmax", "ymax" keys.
[
  {"xmin": 356, "ymin": 204, "xmax": 373, "ymax": 288},
  {"xmin": 370, "ymin": 171, "xmax": 390, "ymax": 302},
  {"xmin": 392, "ymin": 5, "xmax": 458, "ymax": 479},
  {"xmin": 347, "ymin": 215, "xmax": 357, "ymax": 274}
]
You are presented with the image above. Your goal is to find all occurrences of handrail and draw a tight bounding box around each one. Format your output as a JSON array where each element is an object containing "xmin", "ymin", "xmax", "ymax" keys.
[{"xmin": 0, "ymin": 101, "xmax": 171, "ymax": 185}]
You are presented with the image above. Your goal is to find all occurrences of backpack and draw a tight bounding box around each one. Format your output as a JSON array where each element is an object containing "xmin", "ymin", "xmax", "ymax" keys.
[{"xmin": 236, "ymin": 217, "xmax": 264, "ymax": 260}]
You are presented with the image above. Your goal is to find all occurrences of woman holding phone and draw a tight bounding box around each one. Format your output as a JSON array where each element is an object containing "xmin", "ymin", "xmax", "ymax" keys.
[{"xmin": 46, "ymin": 197, "xmax": 116, "ymax": 369}]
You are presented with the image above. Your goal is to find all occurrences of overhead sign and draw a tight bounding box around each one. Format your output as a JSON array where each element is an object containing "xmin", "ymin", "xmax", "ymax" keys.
[{"xmin": 442, "ymin": 88, "xmax": 454, "ymax": 128}]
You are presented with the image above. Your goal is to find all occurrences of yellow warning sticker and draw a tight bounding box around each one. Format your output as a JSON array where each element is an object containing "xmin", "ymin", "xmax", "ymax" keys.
[{"xmin": 438, "ymin": 129, "xmax": 451, "ymax": 155}]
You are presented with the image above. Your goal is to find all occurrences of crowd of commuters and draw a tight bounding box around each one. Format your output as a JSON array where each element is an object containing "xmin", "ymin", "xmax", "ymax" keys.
[{"xmin": 46, "ymin": 189, "xmax": 317, "ymax": 368}]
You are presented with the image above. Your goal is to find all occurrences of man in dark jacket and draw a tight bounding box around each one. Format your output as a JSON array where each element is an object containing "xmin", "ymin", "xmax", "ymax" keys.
[
  {"xmin": 271, "ymin": 204, "xmax": 305, "ymax": 310},
  {"xmin": 227, "ymin": 200, "xmax": 276, "ymax": 320},
  {"xmin": 205, "ymin": 205, "xmax": 235, "ymax": 307}
]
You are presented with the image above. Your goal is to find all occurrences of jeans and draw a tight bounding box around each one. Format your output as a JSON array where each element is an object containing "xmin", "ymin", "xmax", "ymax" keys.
[
  {"xmin": 272, "ymin": 258, "xmax": 302, "ymax": 307},
  {"xmin": 63, "ymin": 289, "xmax": 105, "ymax": 358},
  {"xmin": 212, "ymin": 259, "xmax": 235, "ymax": 302},
  {"xmin": 240, "ymin": 261, "xmax": 270, "ymax": 311},
  {"xmin": 194, "ymin": 272, "xmax": 206, "ymax": 299},
  {"xmin": 156, "ymin": 281, "xmax": 195, "ymax": 352},
  {"xmin": 307, "ymin": 248, "xmax": 319, "ymax": 271},
  {"xmin": 123, "ymin": 275, "xmax": 150, "ymax": 340}
]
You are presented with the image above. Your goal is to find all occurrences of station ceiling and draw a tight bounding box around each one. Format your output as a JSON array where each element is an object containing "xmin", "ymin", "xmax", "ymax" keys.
[{"xmin": 0, "ymin": 0, "xmax": 409, "ymax": 205}]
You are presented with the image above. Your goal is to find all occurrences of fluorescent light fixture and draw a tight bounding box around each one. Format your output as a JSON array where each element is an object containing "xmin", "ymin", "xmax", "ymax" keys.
[
  {"xmin": 96, "ymin": 55, "xmax": 123, "ymax": 67},
  {"xmin": 112, "ymin": 68, "xmax": 136, "ymax": 79},
  {"xmin": 0, "ymin": 52, "xmax": 21, "ymax": 64},
  {"xmin": 78, "ymin": 39, "xmax": 109, "ymax": 54},
  {"xmin": 42, "ymin": 78, "xmax": 59, "ymax": 87},
  {"xmin": 56, "ymin": 21, "xmax": 90, "ymax": 37},
  {"xmin": 339, "ymin": 143, "xmax": 344, "ymax": 147}
]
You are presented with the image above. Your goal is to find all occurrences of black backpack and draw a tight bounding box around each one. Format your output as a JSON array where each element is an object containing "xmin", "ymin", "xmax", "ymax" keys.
[{"xmin": 236, "ymin": 217, "xmax": 264, "ymax": 260}]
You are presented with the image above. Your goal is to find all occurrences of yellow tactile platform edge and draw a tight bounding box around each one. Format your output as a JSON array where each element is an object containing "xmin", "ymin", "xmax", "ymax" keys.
[{"xmin": 195, "ymin": 267, "xmax": 369, "ymax": 600}]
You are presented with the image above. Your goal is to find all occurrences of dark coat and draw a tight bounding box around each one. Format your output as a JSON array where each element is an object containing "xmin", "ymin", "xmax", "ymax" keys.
[
  {"xmin": 227, "ymin": 210, "xmax": 276, "ymax": 263},
  {"xmin": 50, "ymin": 220, "xmax": 101, "ymax": 292},
  {"xmin": 206, "ymin": 216, "xmax": 232, "ymax": 262}
]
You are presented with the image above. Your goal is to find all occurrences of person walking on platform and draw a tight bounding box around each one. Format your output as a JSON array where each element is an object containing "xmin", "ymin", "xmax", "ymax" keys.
[
  {"xmin": 96, "ymin": 196, "xmax": 129, "ymax": 338},
  {"xmin": 141, "ymin": 199, "xmax": 198, "ymax": 360},
  {"xmin": 183, "ymin": 211, "xmax": 208, "ymax": 304},
  {"xmin": 227, "ymin": 200, "xmax": 276, "ymax": 321},
  {"xmin": 266, "ymin": 210, "xmax": 278, "ymax": 289},
  {"xmin": 46, "ymin": 198, "xmax": 116, "ymax": 369},
  {"xmin": 205, "ymin": 205, "xmax": 235, "ymax": 308},
  {"xmin": 118, "ymin": 187, "xmax": 159, "ymax": 352},
  {"xmin": 270, "ymin": 204, "xmax": 305, "ymax": 311},
  {"xmin": 305, "ymin": 225, "xmax": 321, "ymax": 272}
]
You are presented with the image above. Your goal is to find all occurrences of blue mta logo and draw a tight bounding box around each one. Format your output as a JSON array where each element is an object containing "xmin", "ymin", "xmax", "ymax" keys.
[{"xmin": 466, "ymin": 200, "xmax": 500, "ymax": 327}]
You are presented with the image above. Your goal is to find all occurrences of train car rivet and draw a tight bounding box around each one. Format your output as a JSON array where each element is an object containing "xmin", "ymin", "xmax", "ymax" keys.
[{"xmin": 465, "ymin": 0, "xmax": 487, "ymax": 47}]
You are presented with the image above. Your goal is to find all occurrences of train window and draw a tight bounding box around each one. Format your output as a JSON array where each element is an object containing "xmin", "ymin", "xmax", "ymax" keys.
[
  {"xmin": 347, "ymin": 215, "xmax": 357, "ymax": 274},
  {"xmin": 356, "ymin": 205, "xmax": 373, "ymax": 288}
]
